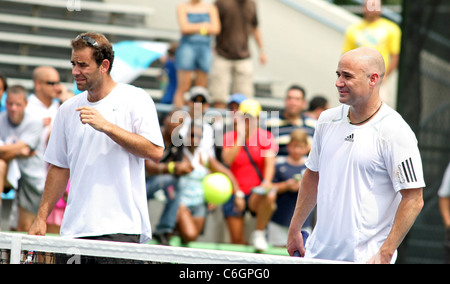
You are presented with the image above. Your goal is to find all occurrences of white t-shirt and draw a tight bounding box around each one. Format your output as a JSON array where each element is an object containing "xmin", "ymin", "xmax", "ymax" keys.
[
  {"xmin": 305, "ymin": 104, "xmax": 425, "ymax": 263},
  {"xmin": 26, "ymin": 94, "xmax": 60, "ymax": 155},
  {"xmin": 438, "ymin": 163, "xmax": 450, "ymax": 198},
  {"xmin": 44, "ymin": 83, "xmax": 164, "ymax": 243},
  {"xmin": 0, "ymin": 112, "xmax": 46, "ymax": 191}
]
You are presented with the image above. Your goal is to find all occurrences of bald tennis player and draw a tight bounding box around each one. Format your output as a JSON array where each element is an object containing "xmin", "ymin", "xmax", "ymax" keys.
[{"xmin": 287, "ymin": 47, "xmax": 425, "ymax": 264}]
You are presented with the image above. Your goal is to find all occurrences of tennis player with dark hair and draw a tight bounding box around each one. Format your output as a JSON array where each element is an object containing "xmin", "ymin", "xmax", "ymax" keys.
[
  {"xmin": 29, "ymin": 33, "xmax": 164, "ymax": 248},
  {"xmin": 287, "ymin": 47, "xmax": 425, "ymax": 264}
]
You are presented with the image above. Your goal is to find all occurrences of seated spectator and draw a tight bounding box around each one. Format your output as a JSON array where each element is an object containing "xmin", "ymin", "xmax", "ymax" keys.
[
  {"xmin": 221, "ymin": 99, "xmax": 278, "ymax": 251},
  {"xmin": 268, "ymin": 129, "xmax": 312, "ymax": 247},
  {"xmin": 227, "ymin": 93, "xmax": 247, "ymax": 113},
  {"xmin": 179, "ymin": 86, "xmax": 216, "ymax": 158},
  {"xmin": 214, "ymin": 93, "xmax": 247, "ymax": 164},
  {"xmin": 177, "ymin": 121, "xmax": 240, "ymax": 243},
  {"xmin": 303, "ymin": 95, "xmax": 329, "ymax": 124},
  {"xmin": 145, "ymin": 110, "xmax": 191, "ymax": 245},
  {"xmin": 266, "ymin": 85, "xmax": 315, "ymax": 156},
  {"xmin": 0, "ymin": 85, "xmax": 46, "ymax": 232}
]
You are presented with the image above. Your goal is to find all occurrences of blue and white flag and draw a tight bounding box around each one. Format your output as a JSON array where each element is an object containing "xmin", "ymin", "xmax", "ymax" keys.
[{"xmin": 73, "ymin": 41, "xmax": 169, "ymax": 94}]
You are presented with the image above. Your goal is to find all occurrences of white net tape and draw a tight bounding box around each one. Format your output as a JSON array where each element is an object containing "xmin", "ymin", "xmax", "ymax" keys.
[{"xmin": 0, "ymin": 232, "xmax": 348, "ymax": 264}]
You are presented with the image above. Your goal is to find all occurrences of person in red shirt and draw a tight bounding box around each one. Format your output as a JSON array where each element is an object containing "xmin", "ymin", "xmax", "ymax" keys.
[{"xmin": 222, "ymin": 99, "xmax": 278, "ymax": 251}]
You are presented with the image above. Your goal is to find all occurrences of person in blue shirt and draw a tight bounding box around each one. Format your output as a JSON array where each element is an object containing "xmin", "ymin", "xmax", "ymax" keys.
[
  {"xmin": 160, "ymin": 42, "xmax": 178, "ymax": 105},
  {"xmin": 268, "ymin": 129, "xmax": 312, "ymax": 247},
  {"xmin": 0, "ymin": 73, "xmax": 8, "ymax": 113}
]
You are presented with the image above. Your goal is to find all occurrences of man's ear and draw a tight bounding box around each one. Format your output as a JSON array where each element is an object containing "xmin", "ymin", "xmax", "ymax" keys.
[
  {"xmin": 369, "ymin": 72, "xmax": 381, "ymax": 87},
  {"xmin": 100, "ymin": 59, "xmax": 111, "ymax": 74}
]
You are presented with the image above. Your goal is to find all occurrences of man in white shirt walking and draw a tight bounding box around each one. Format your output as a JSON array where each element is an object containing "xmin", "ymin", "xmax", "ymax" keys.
[
  {"xmin": 287, "ymin": 47, "xmax": 425, "ymax": 264},
  {"xmin": 29, "ymin": 33, "xmax": 164, "ymax": 256}
]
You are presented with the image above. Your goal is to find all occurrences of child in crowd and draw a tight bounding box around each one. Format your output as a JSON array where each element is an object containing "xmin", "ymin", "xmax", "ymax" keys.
[{"xmin": 268, "ymin": 129, "xmax": 312, "ymax": 247}]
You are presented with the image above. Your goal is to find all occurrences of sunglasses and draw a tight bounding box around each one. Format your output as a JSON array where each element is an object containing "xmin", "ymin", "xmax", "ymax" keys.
[
  {"xmin": 45, "ymin": 81, "xmax": 60, "ymax": 86},
  {"xmin": 76, "ymin": 35, "xmax": 99, "ymax": 47},
  {"xmin": 75, "ymin": 34, "xmax": 108, "ymax": 61}
]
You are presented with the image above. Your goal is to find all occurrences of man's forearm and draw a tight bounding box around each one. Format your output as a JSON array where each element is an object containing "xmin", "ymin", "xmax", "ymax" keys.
[
  {"xmin": 102, "ymin": 122, "xmax": 163, "ymax": 163},
  {"xmin": 379, "ymin": 188, "xmax": 424, "ymax": 260},
  {"xmin": 0, "ymin": 141, "xmax": 29, "ymax": 161},
  {"xmin": 77, "ymin": 106, "xmax": 164, "ymax": 163},
  {"xmin": 290, "ymin": 169, "xmax": 319, "ymax": 229},
  {"xmin": 34, "ymin": 165, "xmax": 70, "ymax": 223},
  {"xmin": 439, "ymin": 197, "xmax": 450, "ymax": 228},
  {"xmin": 287, "ymin": 169, "xmax": 318, "ymax": 256}
]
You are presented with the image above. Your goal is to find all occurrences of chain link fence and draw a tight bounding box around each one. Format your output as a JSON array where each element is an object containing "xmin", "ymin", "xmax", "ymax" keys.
[{"xmin": 397, "ymin": 0, "xmax": 450, "ymax": 264}]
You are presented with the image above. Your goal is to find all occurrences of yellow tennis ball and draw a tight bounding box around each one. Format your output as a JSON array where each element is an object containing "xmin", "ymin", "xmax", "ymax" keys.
[
  {"xmin": 203, "ymin": 173, "xmax": 233, "ymax": 205},
  {"xmin": 238, "ymin": 99, "xmax": 262, "ymax": 118}
]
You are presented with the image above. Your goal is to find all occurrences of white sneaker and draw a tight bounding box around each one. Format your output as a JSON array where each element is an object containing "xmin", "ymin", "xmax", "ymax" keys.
[{"xmin": 251, "ymin": 230, "xmax": 268, "ymax": 252}]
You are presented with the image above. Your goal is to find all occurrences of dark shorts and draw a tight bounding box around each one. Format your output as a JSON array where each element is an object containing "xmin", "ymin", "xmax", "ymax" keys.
[
  {"xmin": 222, "ymin": 194, "xmax": 255, "ymax": 218},
  {"xmin": 17, "ymin": 178, "xmax": 43, "ymax": 215},
  {"xmin": 55, "ymin": 234, "xmax": 141, "ymax": 264}
]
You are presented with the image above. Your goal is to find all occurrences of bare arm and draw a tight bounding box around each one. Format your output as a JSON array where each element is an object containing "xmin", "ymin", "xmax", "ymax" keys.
[
  {"xmin": 76, "ymin": 106, "xmax": 164, "ymax": 163},
  {"xmin": 261, "ymin": 153, "xmax": 275, "ymax": 186},
  {"xmin": 287, "ymin": 169, "xmax": 319, "ymax": 256},
  {"xmin": 221, "ymin": 143, "xmax": 241, "ymax": 167},
  {"xmin": 253, "ymin": 28, "xmax": 267, "ymax": 65},
  {"xmin": 0, "ymin": 141, "xmax": 33, "ymax": 162},
  {"xmin": 439, "ymin": 197, "xmax": 450, "ymax": 229},
  {"xmin": 28, "ymin": 165, "xmax": 70, "ymax": 236},
  {"xmin": 177, "ymin": 4, "xmax": 221, "ymax": 35},
  {"xmin": 367, "ymin": 187, "xmax": 424, "ymax": 264}
]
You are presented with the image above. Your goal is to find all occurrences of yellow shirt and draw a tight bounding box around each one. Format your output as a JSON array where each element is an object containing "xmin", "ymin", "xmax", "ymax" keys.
[{"xmin": 342, "ymin": 18, "xmax": 401, "ymax": 70}]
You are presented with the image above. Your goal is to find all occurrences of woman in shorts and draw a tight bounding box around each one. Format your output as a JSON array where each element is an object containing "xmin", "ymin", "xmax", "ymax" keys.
[{"xmin": 173, "ymin": 0, "xmax": 220, "ymax": 108}]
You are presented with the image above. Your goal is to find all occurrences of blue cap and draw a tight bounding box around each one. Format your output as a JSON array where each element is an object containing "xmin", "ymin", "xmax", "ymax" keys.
[{"xmin": 228, "ymin": 93, "xmax": 247, "ymax": 105}]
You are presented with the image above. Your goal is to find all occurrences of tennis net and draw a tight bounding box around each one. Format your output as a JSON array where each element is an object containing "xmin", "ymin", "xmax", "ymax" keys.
[{"xmin": 0, "ymin": 232, "xmax": 346, "ymax": 264}]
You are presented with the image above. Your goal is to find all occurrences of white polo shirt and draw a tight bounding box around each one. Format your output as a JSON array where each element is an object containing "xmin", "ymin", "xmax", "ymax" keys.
[
  {"xmin": 44, "ymin": 83, "xmax": 164, "ymax": 243},
  {"xmin": 438, "ymin": 163, "xmax": 450, "ymax": 198},
  {"xmin": 305, "ymin": 104, "xmax": 425, "ymax": 263}
]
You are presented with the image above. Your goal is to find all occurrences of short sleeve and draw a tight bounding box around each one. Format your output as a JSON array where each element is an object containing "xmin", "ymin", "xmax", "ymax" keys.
[
  {"xmin": 132, "ymin": 89, "xmax": 164, "ymax": 148},
  {"xmin": 305, "ymin": 120, "xmax": 322, "ymax": 172},
  {"xmin": 383, "ymin": 122, "xmax": 425, "ymax": 191}
]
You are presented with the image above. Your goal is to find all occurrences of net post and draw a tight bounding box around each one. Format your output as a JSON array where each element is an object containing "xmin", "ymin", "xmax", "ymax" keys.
[{"xmin": 10, "ymin": 234, "xmax": 22, "ymax": 264}]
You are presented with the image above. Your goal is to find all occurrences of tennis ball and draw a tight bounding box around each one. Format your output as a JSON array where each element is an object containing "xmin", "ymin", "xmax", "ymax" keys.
[
  {"xmin": 239, "ymin": 99, "xmax": 262, "ymax": 118},
  {"xmin": 203, "ymin": 173, "xmax": 233, "ymax": 205}
]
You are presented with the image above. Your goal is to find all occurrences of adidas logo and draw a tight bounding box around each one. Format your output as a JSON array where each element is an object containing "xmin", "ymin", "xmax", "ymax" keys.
[{"xmin": 344, "ymin": 133, "xmax": 354, "ymax": 142}]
